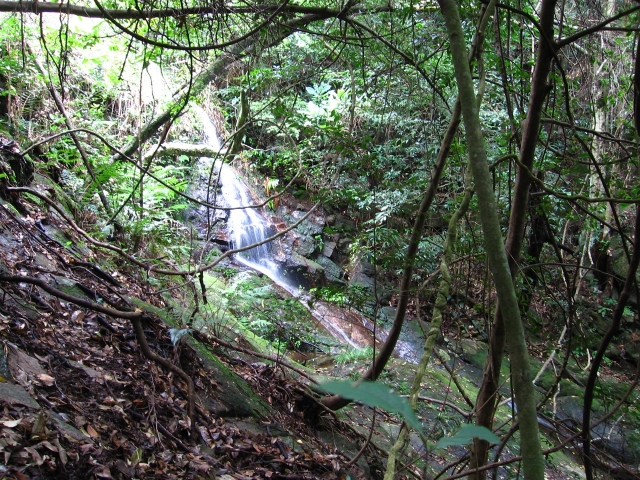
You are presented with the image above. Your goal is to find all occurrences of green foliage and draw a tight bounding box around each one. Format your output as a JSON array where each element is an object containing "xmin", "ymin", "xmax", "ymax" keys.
[
  {"xmin": 309, "ymin": 283, "xmax": 369, "ymax": 312},
  {"xmin": 223, "ymin": 275, "xmax": 316, "ymax": 350},
  {"xmin": 334, "ymin": 346, "xmax": 373, "ymax": 365},
  {"xmin": 319, "ymin": 379, "xmax": 424, "ymax": 435},
  {"xmin": 310, "ymin": 285, "xmax": 349, "ymax": 307},
  {"xmin": 434, "ymin": 424, "xmax": 500, "ymax": 449}
]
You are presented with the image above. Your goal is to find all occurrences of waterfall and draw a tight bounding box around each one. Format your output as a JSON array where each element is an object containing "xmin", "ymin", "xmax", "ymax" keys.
[
  {"xmin": 196, "ymin": 107, "xmax": 284, "ymax": 283},
  {"xmin": 193, "ymin": 106, "xmax": 420, "ymax": 359}
]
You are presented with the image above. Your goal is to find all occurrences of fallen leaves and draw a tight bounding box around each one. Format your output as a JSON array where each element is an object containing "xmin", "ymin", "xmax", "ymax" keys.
[{"xmin": 0, "ymin": 408, "xmax": 68, "ymax": 471}]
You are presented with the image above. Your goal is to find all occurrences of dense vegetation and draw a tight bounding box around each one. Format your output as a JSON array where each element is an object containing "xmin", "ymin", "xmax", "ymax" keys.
[{"xmin": 1, "ymin": 1, "xmax": 639, "ymax": 479}]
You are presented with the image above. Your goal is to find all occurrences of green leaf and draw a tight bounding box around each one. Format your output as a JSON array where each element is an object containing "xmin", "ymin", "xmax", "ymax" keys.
[
  {"xmin": 435, "ymin": 424, "xmax": 500, "ymax": 449},
  {"xmin": 319, "ymin": 380, "xmax": 423, "ymax": 435},
  {"xmin": 169, "ymin": 328, "xmax": 192, "ymax": 345}
]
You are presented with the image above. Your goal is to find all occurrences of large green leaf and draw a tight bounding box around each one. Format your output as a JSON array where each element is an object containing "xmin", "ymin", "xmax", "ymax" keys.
[
  {"xmin": 319, "ymin": 380, "xmax": 423, "ymax": 435},
  {"xmin": 435, "ymin": 424, "xmax": 500, "ymax": 449}
]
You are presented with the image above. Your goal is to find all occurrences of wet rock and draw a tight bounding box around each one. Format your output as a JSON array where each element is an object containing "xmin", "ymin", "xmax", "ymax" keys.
[
  {"xmin": 289, "ymin": 252, "xmax": 324, "ymax": 274},
  {"xmin": 289, "ymin": 210, "xmax": 323, "ymax": 236},
  {"xmin": 459, "ymin": 338, "xmax": 487, "ymax": 367},
  {"xmin": 379, "ymin": 306, "xmax": 397, "ymax": 323},
  {"xmin": 293, "ymin": 234, "xmax": 317, "ymax": 257},
  {"xmin": 553, "ymin": 396, "xmax": 640, "ymax": 464}
]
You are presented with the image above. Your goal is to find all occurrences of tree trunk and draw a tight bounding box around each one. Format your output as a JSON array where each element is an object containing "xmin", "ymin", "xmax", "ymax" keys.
[
  {"xmin": 322, "ymin": 0, "xmax": 497, "ymax": 413},
  {"xmin": 469, "ymin": 1, "xmax": 557, "ymax": 477},
  {"xmin": 438, "ymin": 0, "xmax": 545, "ymax": 478}
]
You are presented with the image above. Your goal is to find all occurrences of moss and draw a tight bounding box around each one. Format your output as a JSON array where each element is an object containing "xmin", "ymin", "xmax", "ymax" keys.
[
  {"xmin": 53, "ymin": 276, "xmax": 92, "ymax": 299},
  {"xmin": 186, "ymin": 337, "xmax": 271, "ymax": 417},
  {"xmin": 127, "ymin": 296, "xmax": 271, "ymax": 418}
]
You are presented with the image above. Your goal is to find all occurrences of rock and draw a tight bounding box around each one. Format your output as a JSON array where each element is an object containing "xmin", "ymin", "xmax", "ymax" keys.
[
  {"xmin": 289, "ymin": 252, "xmax": 324, "ymax": 274},
  {"xmin": 289, "ymin": 211, "xmax": 323, "ymax": 236},
  {"xmin": 293, "ymin": 234, "xmax": 317, "ymax": 257},
  {"xmin": 459, "ymin": 338, "xmax": 487, "ymax": 367},
  {"xmin": 338, "ymin": 237, "xmax": 352, "ymax": 250},
  {"xmin": 379, "ymin": 306, "xmax": 397, "ymax": 322},
  {"xmin": 322, "ymin": 240, "xmax": 337, "ymax": 258},
  {"xmin": 0, "ymin": 382, "xmax": 40, "ymax": 409},
  {"xmin": 611, "ymin": 241, "xmax": 640, "ymax": 305},
  {"xmin": 315, "ymin": 255, "xmax": 344, "ymax": 284},
  {"xmin": 325, "ymin": 213, "xmax": 356, "ymax": 233},
  {"xmin": 349, "ymin": 271, "xmax": 374, "ymax": 293}
]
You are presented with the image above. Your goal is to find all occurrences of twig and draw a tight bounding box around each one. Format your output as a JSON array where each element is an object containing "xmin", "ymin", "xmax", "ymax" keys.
[
  {"xmin": 132, "ymin": 316, "xmax": 196, "ymax": 432},
  {"xmin": 415, "ymin": 395, "xmax": 471, "ymax": 418}
]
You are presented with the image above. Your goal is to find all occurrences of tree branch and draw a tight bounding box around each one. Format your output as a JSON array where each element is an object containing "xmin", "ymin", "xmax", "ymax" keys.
[{"xmin": 0, "ymin": 1, "xmax": 390, "ymax": 19}]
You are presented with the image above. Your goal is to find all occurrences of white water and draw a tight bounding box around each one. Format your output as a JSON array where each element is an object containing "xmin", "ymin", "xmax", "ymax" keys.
[{"xmin": 197, "ymin": 107, "xmax": 285, "ymax": 283}]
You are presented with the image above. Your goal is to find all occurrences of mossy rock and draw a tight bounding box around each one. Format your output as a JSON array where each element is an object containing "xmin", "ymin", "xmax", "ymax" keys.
[
  {"xmin": 186, "ymin": 338, "xmax": 271, "ymax": 417},
  {"xmin": 51, "ymin": 276, "xmax": 92, "ymax": 299},
  {"xmin": 127, "ymin": 297, "xmax": 271, "ymax": 418}
]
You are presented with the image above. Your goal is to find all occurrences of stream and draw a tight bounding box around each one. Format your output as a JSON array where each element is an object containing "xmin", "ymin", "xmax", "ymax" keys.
[{"xmin": 193, "ymin": 107, "xmax": 420, "ymax": 362}]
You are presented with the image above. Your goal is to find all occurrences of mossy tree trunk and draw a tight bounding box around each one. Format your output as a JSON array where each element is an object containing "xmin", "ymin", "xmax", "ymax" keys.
[
  {"xmin": 468, "ymin": 1, "xmax": 557, "ymax": 477},
  {"xmin": 437, "ymin": 0, "xmax": 545, "ymax": 479}
]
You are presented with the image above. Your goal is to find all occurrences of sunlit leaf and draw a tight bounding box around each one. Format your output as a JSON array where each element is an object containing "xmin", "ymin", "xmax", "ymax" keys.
[
  {"xmin": 435, "ymin": 424, "xmax": 500, "ymax": 449},
  {"xmin": 319, "ymin": 380, "xmax": 423, "ymax": 435}
]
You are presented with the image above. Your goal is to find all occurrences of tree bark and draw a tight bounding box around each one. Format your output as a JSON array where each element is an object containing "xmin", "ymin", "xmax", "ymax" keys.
[
  {"xmin": 322, "ymin": 0, "xmax": 491, "ymax": 413},
  {"xmin": 384, "ymin": 3, "xmax": 495, "ymax": 476},
  {"xmin": 469, "ymin": 1, "xmax": 557, "ymax": 477},
  {"xmin": 228, "ymin": 89, "xmax": 249, "ymax": 158},
  {"xmin": 438, "ymin": 0, "xmax": 545, "ymax": 479},
  {"xmin": 0, "ymin": 1, "xmax": 382, "ymax": 19}
]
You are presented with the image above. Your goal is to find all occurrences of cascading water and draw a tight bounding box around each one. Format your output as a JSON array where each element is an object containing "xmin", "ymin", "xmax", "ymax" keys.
[
  {"xmin": 198, "ymin": 108, "xmax": 284, "ymax": 283},
  {"xmin": 193, "ymin": 106, "xmax": 420, "ymax": 360}
]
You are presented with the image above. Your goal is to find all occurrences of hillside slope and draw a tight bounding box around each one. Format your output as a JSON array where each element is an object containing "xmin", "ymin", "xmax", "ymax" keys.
[{"xmin": 0, "ymin": 185, "xmax": 379, "ymax": 479}]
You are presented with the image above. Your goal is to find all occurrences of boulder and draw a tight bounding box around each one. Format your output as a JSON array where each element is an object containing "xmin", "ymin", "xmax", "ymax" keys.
[
  {"xmin": 293, "ymin": 234, "xmax": 317, "ymax": 257},
  {"xmin": 315, "ymin": 255, "xmax": 344, "ymax": 284},
  {"xmin": 322, "ymin": 240, "xmax": 337, "ymax": 258},
  {"xmin": 289, "ymin": 252, "xmax": 324, "ymax": 274},
  {"xmin": 325, "ymin": 213, "xmax": 356, "ymax": 233}
]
